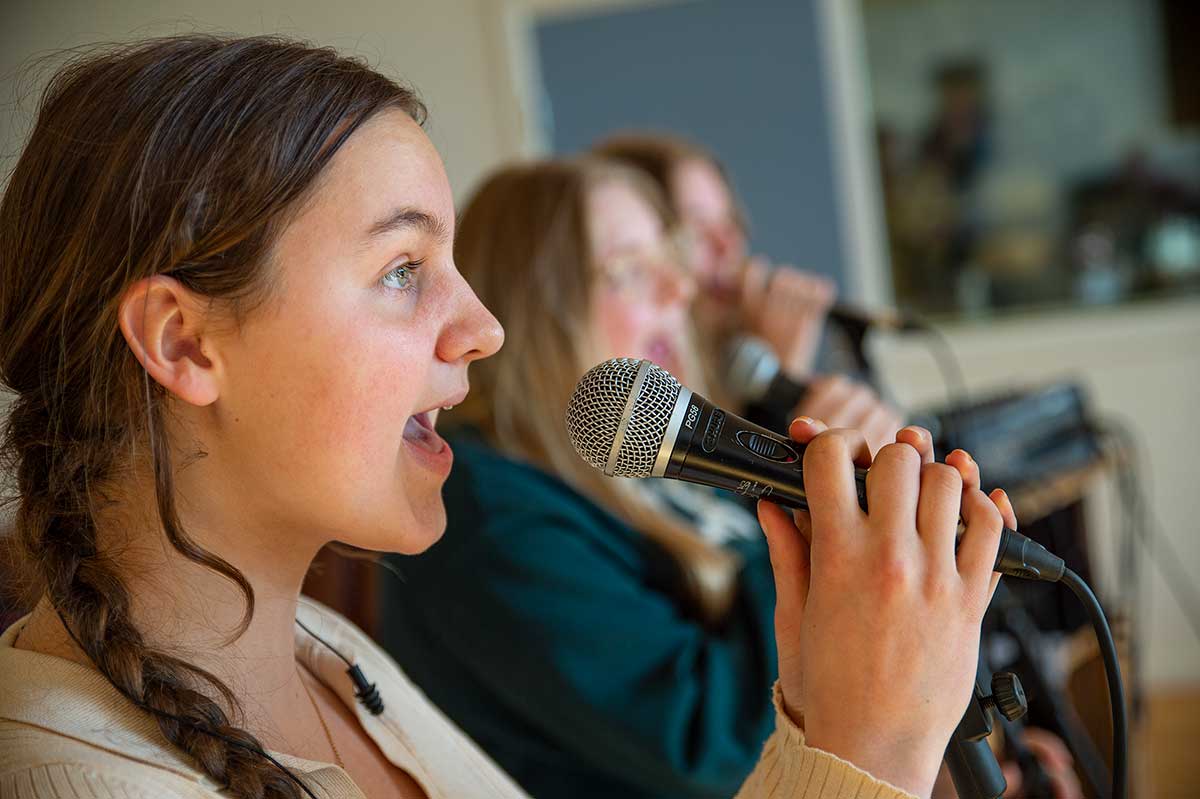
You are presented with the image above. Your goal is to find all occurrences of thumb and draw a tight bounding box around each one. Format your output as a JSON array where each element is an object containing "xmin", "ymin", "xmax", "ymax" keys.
[{"xmin": 758, "ymin": 500, "xmax": 811, "ymax": 622}]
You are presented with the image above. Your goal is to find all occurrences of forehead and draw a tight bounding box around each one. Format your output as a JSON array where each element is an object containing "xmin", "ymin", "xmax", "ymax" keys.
[
  {"xmin": 672, "ymin": 159, "xmax": 731, "ymax": 217},
  {"xmin": 297, "ymin": 109, "xmax": 453, "ymax": 237},
  {"xmin": 587, "ymin": 179, "xmax": 662, "ymax": 253}
]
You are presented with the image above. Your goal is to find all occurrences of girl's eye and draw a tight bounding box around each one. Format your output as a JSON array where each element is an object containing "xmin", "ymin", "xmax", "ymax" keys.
[{"xmin": 381, "ymin": 260, "xmax": 423, "ymax": 291}]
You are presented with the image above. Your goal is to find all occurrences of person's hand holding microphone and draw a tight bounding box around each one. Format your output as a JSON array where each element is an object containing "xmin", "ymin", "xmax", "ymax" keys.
[
  {"xmin": 758, "ymin": 421, "xmax": 1014, "ymax": 797},
  {"xmin": 740, "ymin": 258, "xmax": 836, "ymax": 380}
]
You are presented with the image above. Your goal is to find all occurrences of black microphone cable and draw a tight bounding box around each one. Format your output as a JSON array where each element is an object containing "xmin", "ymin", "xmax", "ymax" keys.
[
  {"xmin": 905, "ymin": 315, "xmax": 969, "ymax": 404},
  {"xmin": 823, "ymin": 304, "xmax": 969, "ymax": 403},
  {"xmin": 295, "ymin": 616, "xmax": 385, "ymax": 716},
  {"xmin": 1059, "ymin": 568, "xmax": 1127, "ymax": 799}
]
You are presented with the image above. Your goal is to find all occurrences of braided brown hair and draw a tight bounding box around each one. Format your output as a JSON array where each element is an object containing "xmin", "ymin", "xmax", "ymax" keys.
[{"xmin": 0, "ymin": 35, "xmax": 424, "ymax": 798}]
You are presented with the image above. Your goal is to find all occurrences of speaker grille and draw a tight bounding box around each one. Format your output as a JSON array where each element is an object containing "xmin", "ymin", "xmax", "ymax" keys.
[{"xmin": 566, "ymin": 358, "xmax": 682, "ymax": 477}]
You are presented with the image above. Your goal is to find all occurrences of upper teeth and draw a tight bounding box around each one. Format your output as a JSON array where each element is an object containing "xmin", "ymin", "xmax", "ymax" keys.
[{"xmin": 442, "ymin": 405, "xmax": 455, "ymax": 411}]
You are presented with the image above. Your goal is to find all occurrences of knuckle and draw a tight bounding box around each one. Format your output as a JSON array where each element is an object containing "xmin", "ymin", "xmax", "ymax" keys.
[
  {"xmin": 970, "ymin": 490, "xmax": 1003, "ymax": 529},
  {"xmin": 875, "ymin": 555, "xmax": 914, "ymax": 595},
  {"xmin": 922, "ymin": 462, "xmax": 963, "ymax": 495},
  {"xmin": 804, "ymin": 432, "xmax": 846, "ymax": 466},
  {"xmin": 876, "ymin": 441, "xmax": 921, "ymax": 473},
  {"xmin": 986, "ymin": 502, "xmax": 1004, "ymax": 533}
]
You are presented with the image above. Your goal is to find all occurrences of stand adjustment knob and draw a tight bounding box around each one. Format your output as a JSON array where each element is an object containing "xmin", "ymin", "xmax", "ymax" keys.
[{"xmin": 987, "ymin": 672, "xmax": 1028, "ymax": 722}]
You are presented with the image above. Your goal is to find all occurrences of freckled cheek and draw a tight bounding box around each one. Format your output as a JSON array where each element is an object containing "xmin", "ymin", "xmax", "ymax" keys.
[{"xmin": 291, "ymin": 329, "xmax": 426, "ymax": 460}]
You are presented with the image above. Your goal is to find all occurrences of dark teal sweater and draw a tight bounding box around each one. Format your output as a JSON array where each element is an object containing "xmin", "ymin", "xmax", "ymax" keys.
[{"xmin": 378, "ymin": 431, "xmax": 778, "ymax": 799}]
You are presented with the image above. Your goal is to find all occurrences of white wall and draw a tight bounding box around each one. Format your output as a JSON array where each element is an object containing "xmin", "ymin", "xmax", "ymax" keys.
[
  {"xmin": 0, "ymin": 0, "xmax": 530, "ymax": 202},
  {"xmin": 873, "ymin": 298, "xmax": 1200, "ymax": 687}
]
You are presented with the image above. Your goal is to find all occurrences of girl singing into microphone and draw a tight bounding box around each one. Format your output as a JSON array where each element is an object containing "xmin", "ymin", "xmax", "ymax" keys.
[{"xmin": 2, "ymin": 34, "xmax": 1009, "ymax": 799}]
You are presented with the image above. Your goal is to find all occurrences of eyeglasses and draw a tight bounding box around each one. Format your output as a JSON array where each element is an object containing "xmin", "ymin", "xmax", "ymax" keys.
[{"xmin": 593, "ymin": 230, "xmax": 695, "ymax": 294}]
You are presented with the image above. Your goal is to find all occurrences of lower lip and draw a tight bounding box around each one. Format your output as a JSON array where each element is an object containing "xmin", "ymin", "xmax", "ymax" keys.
[
  {"xmin": 710, "ymin": 282, "xmax": 740, "ymax": 303},
  {"xmin": 647, "ymin": 338, "xmax": 677, "ymax": 370},
  {"xmin": 403, "ymin": 414, "xmax": 454, "ymax": 476}
]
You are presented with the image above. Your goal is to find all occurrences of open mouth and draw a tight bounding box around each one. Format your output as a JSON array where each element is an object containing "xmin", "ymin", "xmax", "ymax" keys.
[
  {"xmin": 403, "ymin": 411, "xmax": 447, "ymax": 455},
  {"xmin": 646, "ymin": 336, "xmax": 678, "ymax": 370}
]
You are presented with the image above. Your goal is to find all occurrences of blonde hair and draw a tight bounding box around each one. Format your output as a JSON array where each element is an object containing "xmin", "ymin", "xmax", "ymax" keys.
[{"xmin": 450, "ymin": 157, "xmax": 739, "ymax": 622}]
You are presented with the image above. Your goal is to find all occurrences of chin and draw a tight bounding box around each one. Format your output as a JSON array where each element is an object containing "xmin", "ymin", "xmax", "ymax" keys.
[
  {"xmin": 345, "ymin": 503, "xmax": 447, "ymax": 556},
  {"xmin": 390, "ymin": 504, "xmax": 448, "ymax": 555}
]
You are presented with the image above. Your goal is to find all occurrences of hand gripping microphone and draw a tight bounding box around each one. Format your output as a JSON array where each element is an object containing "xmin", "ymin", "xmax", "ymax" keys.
[
  {"xmin": 566, "ymin": 357, "xmax": 1064, "ymax": 582},
  {"xmin": 567, "ymin": 358, "xmax": 1127, "ymax": 799}
]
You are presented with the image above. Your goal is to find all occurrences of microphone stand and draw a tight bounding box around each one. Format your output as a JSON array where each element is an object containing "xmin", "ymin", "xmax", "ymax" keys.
[
  {"xmin": 944, "ymin": 657, "xmax": 1013, "ymax": 799},
  {"xmin": 945, "ymin": 571, "xmax": 1116, "ymax": 799},
  {"xmin": 989, "ymin": 581, "xmax": 1111, "ymax": 796}
]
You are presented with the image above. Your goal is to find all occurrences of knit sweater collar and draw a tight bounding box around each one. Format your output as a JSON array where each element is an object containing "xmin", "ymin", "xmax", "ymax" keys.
[{"xmin": 0, "ymin": 600, "xmax": 362, "ymax": 790}]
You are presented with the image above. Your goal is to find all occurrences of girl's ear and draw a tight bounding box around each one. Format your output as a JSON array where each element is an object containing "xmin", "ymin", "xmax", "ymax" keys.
[{"xmin": 118, "ymin": 276, "xmax": 220, "ymax": 406}]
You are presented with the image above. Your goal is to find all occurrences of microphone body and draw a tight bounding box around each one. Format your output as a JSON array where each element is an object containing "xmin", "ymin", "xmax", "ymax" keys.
[{"xmin": 652, "ymin": 383, "xmax": 866, "ymax": 511}]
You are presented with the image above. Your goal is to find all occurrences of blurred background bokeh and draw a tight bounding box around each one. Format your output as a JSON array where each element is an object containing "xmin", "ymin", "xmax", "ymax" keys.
[{"xmin": 3, "ymin": 0, "xmax": 1197, "ymax": 795}]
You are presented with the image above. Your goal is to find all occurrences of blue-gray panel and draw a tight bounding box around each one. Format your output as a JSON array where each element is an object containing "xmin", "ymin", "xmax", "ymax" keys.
[{"xmin": 536, "ymin": 0, "xmax": 845, "ymax": 286}]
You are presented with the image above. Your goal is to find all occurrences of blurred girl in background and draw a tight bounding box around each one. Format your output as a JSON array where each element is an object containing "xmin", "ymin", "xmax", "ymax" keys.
[{"xmin": 594, "ymin": 134, "xmax": 904, "ymax": 454}]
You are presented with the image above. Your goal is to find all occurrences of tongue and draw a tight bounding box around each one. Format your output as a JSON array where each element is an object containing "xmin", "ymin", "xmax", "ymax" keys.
[{"xmin": 403, "ymin": 415, "xmax": 445, "ymax": 453}]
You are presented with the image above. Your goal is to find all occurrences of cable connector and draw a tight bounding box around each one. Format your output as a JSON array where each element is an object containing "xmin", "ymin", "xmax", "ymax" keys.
[{"xmin": 994, "ymin": 529, "xmax": 1066, "ymax": 582}]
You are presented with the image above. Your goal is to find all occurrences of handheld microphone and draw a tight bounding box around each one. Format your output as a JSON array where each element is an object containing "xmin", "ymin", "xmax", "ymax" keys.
[
  {"xmin": 724, "ymin": 335, "xmax": 810, "ymax": 429},
  {"xmin": 725, "ymin": 335, "xmax": 943, "ymax": 438},
  {"xmin": 724, "ymin": 335, "xmax": 804, "ymax": 406},
  {"xmin": 566, "ymin": 357, "xmax": 1064, "ymax": 582}
]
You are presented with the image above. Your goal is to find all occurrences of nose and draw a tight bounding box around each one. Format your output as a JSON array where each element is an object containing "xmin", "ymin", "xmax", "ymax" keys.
[
  {"xmin": 656, "ymin": 260, "xmax": 696, "ymax": 307},
  {"xmin": 713, "ymin": 224, "xmax": 740, "ymax": 261},
  {"xmin": 437, "ymin": 268, "xmax": 505, "ymax": 364}
]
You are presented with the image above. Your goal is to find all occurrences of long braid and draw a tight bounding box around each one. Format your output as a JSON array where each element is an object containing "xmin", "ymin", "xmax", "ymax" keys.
[{"xmin": 11, "ymin": 402, "xmax": 303, "ymax": 798}]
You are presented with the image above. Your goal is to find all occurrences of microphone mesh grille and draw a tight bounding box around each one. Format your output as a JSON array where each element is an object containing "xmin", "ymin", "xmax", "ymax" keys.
[{"xmin": 565, "ymin": 358, "xmax": 682, "ymax": 477}]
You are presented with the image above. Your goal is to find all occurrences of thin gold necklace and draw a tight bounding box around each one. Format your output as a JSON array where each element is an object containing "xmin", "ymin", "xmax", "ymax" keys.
[{"xmin": 298, "ymin": 666, "xmax": 345, "ymax": 769}]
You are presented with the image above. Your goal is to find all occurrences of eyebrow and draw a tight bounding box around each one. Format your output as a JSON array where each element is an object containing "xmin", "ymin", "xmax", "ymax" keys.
[{"xmin": 364, "ymin": 206, "xmax": 451, "ymax": 244}]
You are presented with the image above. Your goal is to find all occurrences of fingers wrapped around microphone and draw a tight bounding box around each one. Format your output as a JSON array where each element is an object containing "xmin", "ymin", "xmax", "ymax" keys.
[{"xmin": 794, "ymin": 419, "xmax": 870, "ymax": 537}]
